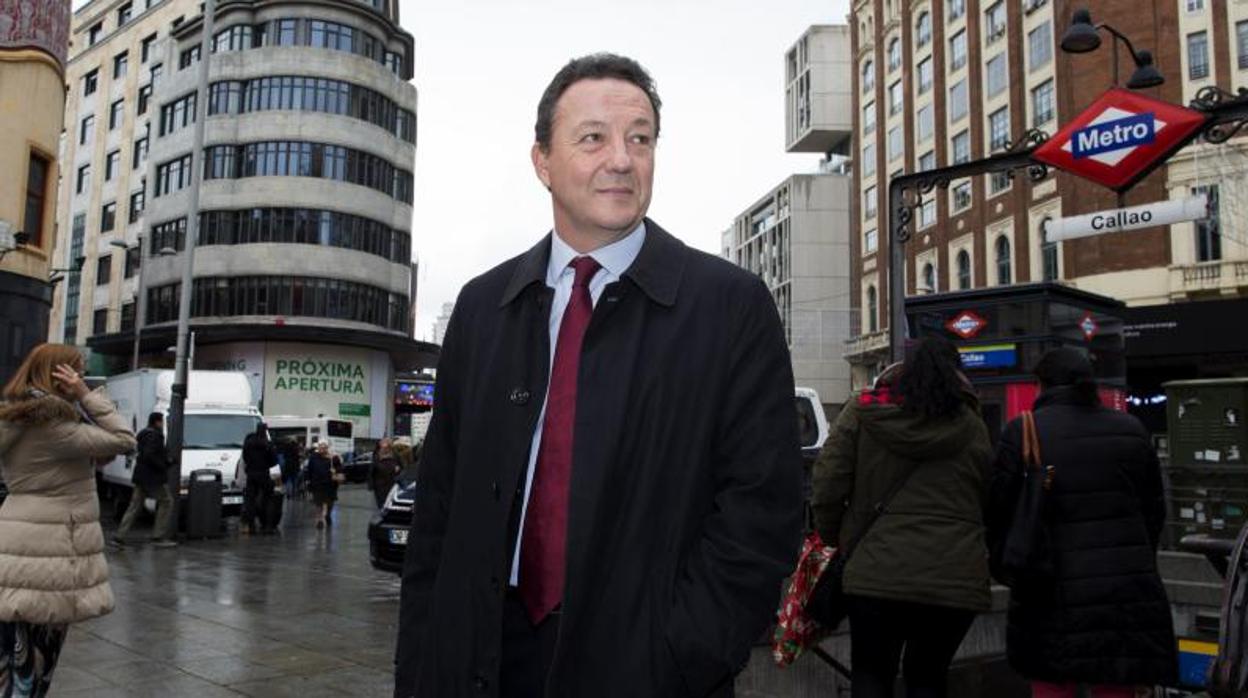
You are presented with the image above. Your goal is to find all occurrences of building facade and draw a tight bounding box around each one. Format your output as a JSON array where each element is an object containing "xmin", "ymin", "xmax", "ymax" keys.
[
  {"xmin": 431, "ymin": 300, "xmax": 453, "ymax": 346},
  {"xmin": 51, "ymin": 0, "xmax": 436, "ymax": 440},
  {"xmin": 846, "ymin": 0, "xmax": 1248, "ymax": 392},
  {"xmin": 0, "ymin": 0, "xmax": 69, "ymax": 383}
]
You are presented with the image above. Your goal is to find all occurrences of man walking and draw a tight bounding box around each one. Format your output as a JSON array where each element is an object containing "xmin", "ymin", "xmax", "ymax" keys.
[
  {"xmin": 241, "ymin": 423, "xmax": 277, "ymax": 534},
  {"xmin": 112, "ymin": 412, "xmax": 176, "ymax": 548},
  {"xmin": 394, "ymin": 54, "xmax": 803, "ymax": 697}
]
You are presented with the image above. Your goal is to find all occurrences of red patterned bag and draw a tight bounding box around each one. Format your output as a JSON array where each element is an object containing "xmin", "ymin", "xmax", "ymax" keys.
[{"xmin": 772, "ymin": 531, "xmax": 837, "ymax": 667}]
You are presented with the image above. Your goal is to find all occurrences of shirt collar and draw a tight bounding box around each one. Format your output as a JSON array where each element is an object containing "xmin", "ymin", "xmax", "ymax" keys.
[{"xmin": 546, "ymin": 221, "xmax": 647, "ymax": 287}]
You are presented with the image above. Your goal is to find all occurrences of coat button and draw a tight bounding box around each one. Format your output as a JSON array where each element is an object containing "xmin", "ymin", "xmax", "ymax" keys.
[
  {"xmin": 509, "ymin": 388, "xmax": 530, "ymax": 405},
  {"xmin": 473, "ymin": 673, "xmax": 489, "ymax": 691}
]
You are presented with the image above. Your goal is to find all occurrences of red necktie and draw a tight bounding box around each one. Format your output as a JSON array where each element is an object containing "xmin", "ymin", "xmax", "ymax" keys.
[{"xmin": 520, "ymin": 255, "xmax": 601, "ymax": 624}]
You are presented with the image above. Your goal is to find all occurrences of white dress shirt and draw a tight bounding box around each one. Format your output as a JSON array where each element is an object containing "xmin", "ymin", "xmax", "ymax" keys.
[{"xmin": 509, "ymin": 221, "xmax": 647, "ymax": 586}]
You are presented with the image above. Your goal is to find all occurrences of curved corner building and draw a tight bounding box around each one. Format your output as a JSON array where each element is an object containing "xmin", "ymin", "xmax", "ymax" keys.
[{"xmin": 82, "ymin": 0, "xmax": 435, "ymax": 441}]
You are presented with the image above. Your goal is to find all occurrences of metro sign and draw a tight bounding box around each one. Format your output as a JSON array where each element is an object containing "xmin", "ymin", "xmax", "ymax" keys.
[
  {"xmin": 946, "ymin": 311, "xmax": 987, "ymax": 339},
  {"xmin": 1080, "ymin": 312, "xmax": 1098, "ymax": 341},
  {"xmin": 1032, "ymin": 88, "xmax": 1207, "ymax": 192}
]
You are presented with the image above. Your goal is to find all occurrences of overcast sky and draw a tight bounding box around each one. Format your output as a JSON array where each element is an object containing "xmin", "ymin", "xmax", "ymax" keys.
[{"xmin": 403, "ymin": 0, "xmax": 849, "ymax": 340}]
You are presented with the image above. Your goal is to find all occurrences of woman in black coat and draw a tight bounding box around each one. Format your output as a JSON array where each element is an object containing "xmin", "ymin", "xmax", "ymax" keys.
[{"xmin": 987, "ymin": 348, "xmax": 1176, "ymax": 698}]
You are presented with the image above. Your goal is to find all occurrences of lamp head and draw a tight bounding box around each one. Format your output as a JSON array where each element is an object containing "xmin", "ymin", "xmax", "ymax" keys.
[
  {"xmin": 1060, "ymin": 8, "xmax": 1101, "ymax": 53},
  {"xmin": 1126, "ymin": 49, "xmax": 1165, "ymax": 89}
]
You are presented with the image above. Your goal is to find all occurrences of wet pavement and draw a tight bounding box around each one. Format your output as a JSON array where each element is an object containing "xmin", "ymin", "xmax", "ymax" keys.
[{"xmin": 52, "ymin": 485, "xmax": 401, "ymax": 697}]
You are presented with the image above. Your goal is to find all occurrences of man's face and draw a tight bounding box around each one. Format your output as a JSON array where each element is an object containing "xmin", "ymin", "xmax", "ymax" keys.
[
  {"xmin": 154, "ymin": 418, "xmax": 164, "ymax": 433},
  {"xmin": 532, "ymin": 78, "xmax": 656, "ymax": 246}
]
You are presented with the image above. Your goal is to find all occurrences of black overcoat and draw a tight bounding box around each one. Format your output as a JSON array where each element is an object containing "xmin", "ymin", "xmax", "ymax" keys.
[
  {"xmin": 987, "ymin": 387, "xmax": 1178, "ymax": 685},
  {"xmin": 394, "ymin": 221, "xmax": 804, "ymax": 698},
  {"xmin": 131, "ymin": 427, "xmax": 169, "ymax": 489}
]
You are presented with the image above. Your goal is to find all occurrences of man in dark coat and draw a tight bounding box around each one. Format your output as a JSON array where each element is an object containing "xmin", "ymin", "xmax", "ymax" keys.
[
  {"xmin": 988, "ymin": 348, "xmax": 1177, "ymax": 694},
  {"xmin": 241, "ymin": 423, "xmax": 278, "ymax": 534},
  {"xmin": 112, "ymin": 412, "xmax": 176, "ymax": 547},
  {"xmin": 394, "ymin": 54, "xmax": 804, "ymax": 698}
]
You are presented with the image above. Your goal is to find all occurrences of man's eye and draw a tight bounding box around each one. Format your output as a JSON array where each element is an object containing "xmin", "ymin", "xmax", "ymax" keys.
[
  {"xmin": 630, "ymin": 134, "xmax": 653, "ymax": 145},
  {"xmin": 579, "ymin": 133, "xmax": 602, "ymax": 144}
]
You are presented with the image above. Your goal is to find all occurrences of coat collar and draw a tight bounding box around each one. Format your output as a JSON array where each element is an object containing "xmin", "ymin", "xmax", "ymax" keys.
[{"xmin": 499, "ymin": 218, "xmax": 685, "ymax": 309}]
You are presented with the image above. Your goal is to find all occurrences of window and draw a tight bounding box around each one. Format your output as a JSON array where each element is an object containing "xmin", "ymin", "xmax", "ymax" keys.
[
  {"xmin": 863, "ymin": 102, "xmax": 876, "ymax": 134},
  {"xmin": 918, "ymin": 198, "xmax": 936, "ymax": 228},
  {"xmin": 986, "ymin": 54, "xmax": 1007, "ymax": 97},
  {"xmin": 1189, "ymin": 32, "xmax": 1210, "ymax": 80},
  {"xmin": 985, "ymin": 2, "xmax": 1006, "ymax": 44},
  {"xmin": 129, "ymin": 190, "xmax": 145, "ymax": 223},
  {"xmin": 889, "ymin": 80, "xmax": 903, "ymax": 115},
  {"xmin": 863, "ymin": 144, "xmax": 876, "ymax": 176},
  {"xmin": 949, "ymin": 30, "xmax": 967, "ymax": 71},
  {"xmin": 76, "ymin": 164, "xmax": 91, "ymax": 195},
  {"xmin": 97, "ymin": 255, "xmax": 112, "ymax": 285},
  {"xmin": 105, "ymin": 150, "xmax": 120, "ymax": 181},
  {"xmin": 952, "ymin": 130, "xmax": 970, "ymax": 163},
  {"xmin": 83, "ymin": 69, "xmax": 99, "ymax": 96},
  {"xmin": 919, "ymin": 151, "xmax": 936, "ymax": 171},
  {"xmin": 865, "ymin": 230, "xmax": 878, "ymax": 254},
  {"xmin": 862, "ymin": 60, "xmax": 875, "ymax": 92},
  {"xmin": 887, "ymin": 126, "xmax": 904, "ymax": 161},
  {"xmin": 113, "ymin": 51, "xmax": 128, "ymax": 78},
  {"xmin": 949, "ymin": 79, "xmax": 968, "ymax": 120},
  {"xmin": 154, "ymin": 153, "xmax": 193, "ymax": 197},
  {"xmin": 995, "ymin": 236, "xmax": 1012, "ymax": 285},
  {"xmin": 989, "ymin": 107, "xmax": 1010, "ymax": 151},
  {"xmin": 1238, "ymin": 21, "xmax": 1248, "ymax": 70},
  {"xmin": 202, "ymin": 141, "xmax": 414, "ymax": 203},
  {"xmin": 957, "ymin": 250, "xmax": 971, "ymax": 289},
  {"xmin": 1187, "ymin": 0, "xmax": 1204, "ymax": 10},
  {"xmin": 138, "ymin": 84, "xmax": 153, "ymax": 115},
  {"xmin": 121, "ymin": 303, "xmax": 135, "ymax": 332},
  {"xmin": 213, "ymin": 24, "xmax": 254, "ymax": 53},
  {"xmin": 922, "ymin": 263, "xmax": 936, "ymax": 293},
  {"xmin": 179, "ymin": 44, "xmax": 201, "ymax": 69},
  {"xmin": 207, "ymin": 77, "xmax": 417, "ymax": 143},
  {"xmin": 888, "ymin": 38, "xmax": 901, "ymax": 71},
  {"xmin": 117, "ymin": 3, "xmax": 132, "ymax": 25},
  {"xmin": 197, "ymin": 207, "xmax": 410, "ymax": 262},
  {"xmin": 1041, "ymin": 221, "xmax": 1058, "ymax": 281},
  {"xmin": 88, "ymin": 22, "xmax": 103, "ymax": 46},
  {"xmin": 918, "ymin": 104, "xmax": 934, "ymax": 141},
  {"xmin": 948, "ymin": 0, "xmax": 965, "ymax": 21},
  {"xmin": 952, "ymin": 180, "xmax": 971, "ymax": 210},
  {"xmin": 79, "ymin": 114, "xmax": 94, "ymax": 145},
  {"xmin": 23, "ymin": 152, "xmax": 49, "ymax": 246},
  {"xmin": 150, "ymin": 217, "xmax": 187, "ymax": 253},
  {"xmin": 990, "ymin": 170, "xmax": 1012, "ymax": 194},
  {"xmin": 159, "ymin": 92, "xmax": 197, "ymax": 136},
  {"xmin": 150, "ymin": 62, "xmax": 162, "ymax": 86},
  {"xmin": 101, "ymin": 202, "xmax": 117, "ymax": 232},
  {"xmin": 916, "ymin": 12, "xmax": 931, "ymax": 47},
  {"xmin": 124, "ymin": 246, "xmax": 140, "ymax": 279},
  {"xmin": 93, "ymin": 308, "xmax": 108, "ymax": 335},
  {"xmin": 133, "ymin": 135, "xmax": 149, "ymax": 169},
  {"xmin": 1194, "ymin": 185, "xmax": 1221, "ymax": 261},
  {"xmin": 141, "ymin": 33, "xmax": 156, "ymax": 63},
  {"xmin": 1029, "ymin": 21, "xmax": 1052, "ymax": 71},
  {"xmin": 917, "ymin": 58, "xmax": 933, "ymax": 94},
  {"xmin": 864, "ymin": 186, "xmax": 877, "ymax": 220},
  {"xmin": 1032, "ymin": 79, "xmax": 1055, "ymax": 126},
  {"xmin": 109, "ymin": 99, "xmax": 124, "ymax": 130},
  {"xmin": 866, "ymin": 286, "xmax": 878, "ymax": 332},
  {"xmin": 273, "ymin": 18, "xmax": 298, "ymax": 45}
]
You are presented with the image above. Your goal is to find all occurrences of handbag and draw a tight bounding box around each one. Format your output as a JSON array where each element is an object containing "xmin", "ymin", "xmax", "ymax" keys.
[
  {"xmin": 998, "ymin": 410, "xmax": 1056, "ymax": 584},
  {"xmin": 772, "ymin": 531, "xmax": 837, "ymax": 667},
  {"xmin": 804, "ymin": 459, "xmax": 924, "ymax": 630}
]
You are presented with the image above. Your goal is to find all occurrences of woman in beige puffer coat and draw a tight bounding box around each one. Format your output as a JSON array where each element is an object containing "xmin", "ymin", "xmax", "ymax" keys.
[{"xmin": 0, "ymin": 343, "xmax": 136, "ymax": 697}]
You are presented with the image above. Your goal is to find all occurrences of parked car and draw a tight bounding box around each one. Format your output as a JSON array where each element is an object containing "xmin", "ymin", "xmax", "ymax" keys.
[
  {"xmin": 0, "ymin": 477, "xmax": 7, "ymax": 507},
  {"xmin": 368, "ymin": 471, "xmax": 415, "ymax": 573},
  {"xmin": 344, "ymin": 451, "xmax": 372, "ymax": 484}
]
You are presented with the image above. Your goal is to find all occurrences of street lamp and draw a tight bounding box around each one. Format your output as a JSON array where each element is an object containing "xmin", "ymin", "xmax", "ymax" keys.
[
  {"xmin": 110, "ymin": 237, "xmax": 175, "ymax": 371},
  {"xmin": 1060, "ymin": 8, "xmax": 1165, "ymax": 90}
]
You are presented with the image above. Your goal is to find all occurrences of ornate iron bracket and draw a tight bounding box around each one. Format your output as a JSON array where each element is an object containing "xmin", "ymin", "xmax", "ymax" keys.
[{"xmin": 1192, "ymin": 86, "xmax": 1248, "ymax": 144}]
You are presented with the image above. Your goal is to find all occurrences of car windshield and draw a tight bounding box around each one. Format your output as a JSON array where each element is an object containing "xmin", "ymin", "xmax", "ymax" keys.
[
  {"xmin": 795, "ymin": 397, "xmax": 820, "ymax": 449},
  {"xmin": 183, "ymin": 415, "xmax": 262, "ymax": 449}
]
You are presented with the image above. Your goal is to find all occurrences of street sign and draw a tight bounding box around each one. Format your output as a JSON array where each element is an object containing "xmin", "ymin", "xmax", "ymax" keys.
[
  {"xmin": 1044, "ymin": 194, "xmax": 1210, "ymax": 242},
  {"xmin": 958, "ymin": 343, "xmax": 1017, "ymax": 369},
  {"xmin": 946, "ymin": 311, "xmax": 987, "ymax": 339},
  {"xmin": 1032, "ymin": 88, "xmax": 1207, "ymax": 192}
]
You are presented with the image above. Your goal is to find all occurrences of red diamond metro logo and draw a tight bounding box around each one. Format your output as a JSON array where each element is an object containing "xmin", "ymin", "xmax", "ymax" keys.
[
  {"xmin": 1032, "ymin": 88, "xmax": 1207, "ymax": 192},
  {"xmin": 1080, "ymin": 312, "xmax": 1098, "ymax": 341},
  {"xmin": 946, "ymin": 311, "xmax": 987, "ymax": 339}
]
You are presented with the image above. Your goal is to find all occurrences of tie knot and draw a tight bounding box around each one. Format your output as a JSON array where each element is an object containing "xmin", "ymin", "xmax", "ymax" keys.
[{"xmin": 569, "ymin": 256, "xmax": 601, "ymax": 289}]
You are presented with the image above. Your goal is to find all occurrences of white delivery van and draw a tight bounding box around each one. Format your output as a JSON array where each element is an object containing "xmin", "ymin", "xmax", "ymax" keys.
[
  {"xmin": 266, "ymin": 416, "xmax": 354, "ymax": 456},
  {"xmin": 795, "ymin": 386, "xmax": 829, "ymax": 461},
  {"xmin": 100, "ymin": 369, "xmax": 262, "ymax": 514}
]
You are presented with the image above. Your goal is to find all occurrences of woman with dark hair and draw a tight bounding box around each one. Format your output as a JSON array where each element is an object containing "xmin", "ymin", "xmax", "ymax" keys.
[
  {"xmin": 812, "ymin": 336, "xmax": 993, "ymax": 698},
  {"xmin": 987, "ymin": 348, "xmax": 1176, "ymax": 698},
  {"xmin": 0, "ymin": 343, "xmax": 136, "ymax": 696}
]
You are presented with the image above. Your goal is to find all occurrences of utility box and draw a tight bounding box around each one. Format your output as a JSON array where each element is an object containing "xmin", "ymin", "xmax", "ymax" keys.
[{"xmin": 1162, "ymin": 378, "xmax": 1248, "ymax": 546}]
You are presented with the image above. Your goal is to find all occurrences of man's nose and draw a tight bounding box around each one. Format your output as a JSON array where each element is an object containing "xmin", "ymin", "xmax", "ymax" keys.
[{"xmin": 606, "ymin": 136, "xmax": 633, "ymax": 172}]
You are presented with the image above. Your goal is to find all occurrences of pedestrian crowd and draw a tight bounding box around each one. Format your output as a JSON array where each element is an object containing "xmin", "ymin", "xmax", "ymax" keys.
[{"xmin": 0, "ymin": 48, "xmax": 1179, "ymax": 698}]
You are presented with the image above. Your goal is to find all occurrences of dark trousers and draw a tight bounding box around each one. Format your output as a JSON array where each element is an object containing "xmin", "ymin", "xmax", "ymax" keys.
[
  {"xmin": 242, "ymin": 476, "xmax": 274, "ymax": 531},
  {"xmin": 847, "ymin": 594, "xmax": 976, "ymax": 698},
  {"xmin": 499, "ymin": 589, "xmax": 560, "ymax": 698}
]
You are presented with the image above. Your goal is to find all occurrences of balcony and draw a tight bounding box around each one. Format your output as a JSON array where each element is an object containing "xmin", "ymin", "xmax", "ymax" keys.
[
  {"xmin": 1169, "ymin": 260, "xmax": 1248, "ymax": 299},
  {"xmin": 843, "ymin": 329, "xmax": 890, "ymax": 362},
  {"xmin": 785, "ymin": 26, "xmax": 853, "ymax": 155}
]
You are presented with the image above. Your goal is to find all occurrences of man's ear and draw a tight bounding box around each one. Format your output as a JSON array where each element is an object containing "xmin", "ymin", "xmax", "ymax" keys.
[{"xmin": 531, "ymin": 143, "xmax": 552, "ymax": 192}]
